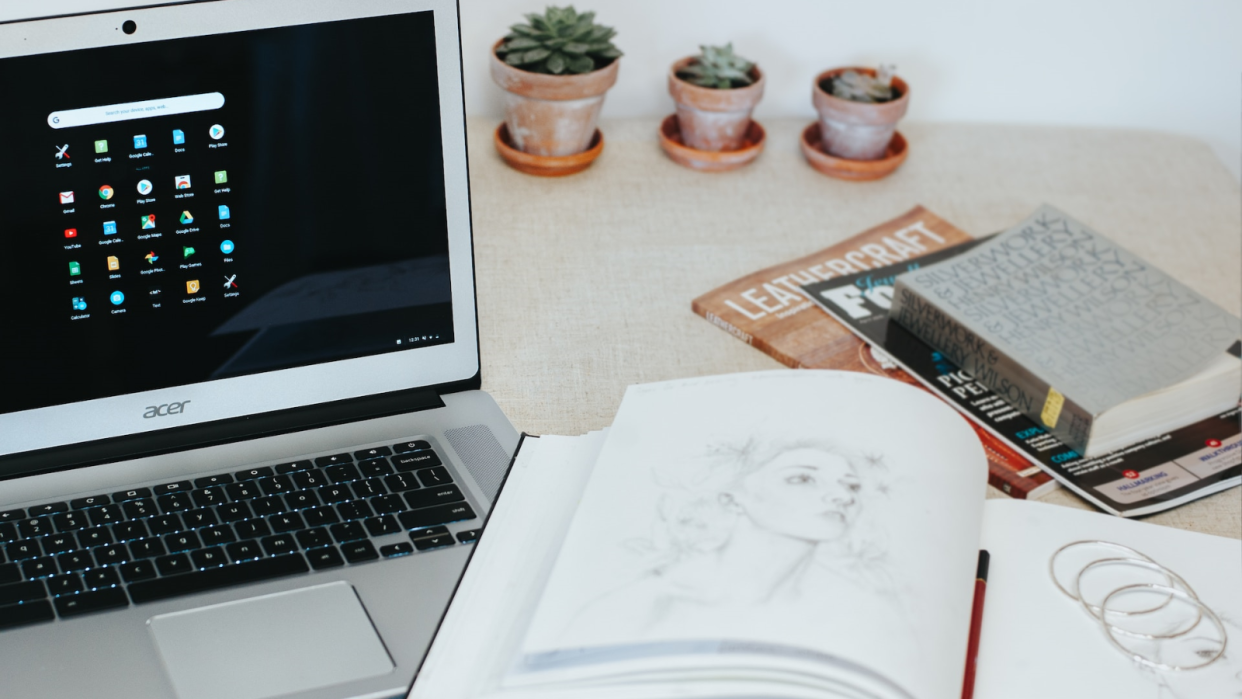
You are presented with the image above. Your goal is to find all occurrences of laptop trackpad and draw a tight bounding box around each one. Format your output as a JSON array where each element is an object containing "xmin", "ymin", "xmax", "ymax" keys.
[{"xmin": 149, "ymin": 581, "xmax": 394, "ymax": 699}]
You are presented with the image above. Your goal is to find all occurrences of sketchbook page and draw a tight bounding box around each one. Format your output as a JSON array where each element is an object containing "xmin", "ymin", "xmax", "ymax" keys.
[
  {"xmin": 514, "ymin": 370, "xmax": 989, "ymax": 699},
  {"xmin": 409, "ymin": 431, "xmax": 609, "ymax": 699},
  {"xmin": 976, "ymin": 499, "xmax": 1242, "ymax": 699}
]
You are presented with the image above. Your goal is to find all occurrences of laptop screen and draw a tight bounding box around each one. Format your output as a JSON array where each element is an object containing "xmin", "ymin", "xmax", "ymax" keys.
[{"xmin": 0, "ymin": 11, "xmax": 454, "ymax": 418}]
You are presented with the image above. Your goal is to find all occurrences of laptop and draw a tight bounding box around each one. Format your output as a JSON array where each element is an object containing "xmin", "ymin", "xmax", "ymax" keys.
[{"xmin": 0, "ymin": 2, "xmax": 520, "ymax": 697}]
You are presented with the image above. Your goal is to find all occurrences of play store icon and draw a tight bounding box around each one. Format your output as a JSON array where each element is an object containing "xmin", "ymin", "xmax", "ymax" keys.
[{"xmin": 180, "ymin": 210, "xmax": 194, "ymax": 225}]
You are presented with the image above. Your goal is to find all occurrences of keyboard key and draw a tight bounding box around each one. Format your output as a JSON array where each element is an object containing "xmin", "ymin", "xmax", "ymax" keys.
[
  {"xmin": 249, "ymin": 496, "xmax": 285, "ymax": 517},
  {"xmin": 0, "ymin": 599, "xmax": 54, "ymax": 630},
  {"xmin": 268, "ymin": 512, "xmax": 304, "ymax": 534},
  {"xmin": 326, "ymin": 463, "xmax": 362, "ymax": 484},
  {"xmin": 119, "ymin": 560, "xmax": 157, "ymax": 583},
  {"xmin": 112, "ymin": 520, "xmax": 149, "ymax": 542},
  {"xmin": 398, "ymin": 503, "xmax": 477, "ymax": 531},
  {"xmin": 234, "ymin": 519, "xmax": 271, "ymax": 540},
  {"xmin": 416, "ymin": 467, "xmax": 452, "ymax": 487},
  {"xmin": 157, "ymin": 493, "xmax": 194, "ymax": 513},
  {"xmin": 0, "ymin": 580, "xmax": 48, "ymax": 606},
  {"xmin": 71, "ymin": 495, "xmax": 111, "ymax": 510},
  {"xmin": 306, "ymin": 546, "xmax": 345, "ymax": 570},
  {"xmin": 154, "ymin": 481, "xmax": 194, "ymax": 495},
  {"xmin": 370, "ymin": 494, "xmax": 406, "ymax": 515},
  {"xmin": 27, "ymin": 502, "xmax": 69, "ymax": 516},
  {"xmin": 413, "ymin": 534, "xmax": 455, "ymax": 552},
  {"xmin": 404, "ymin": 485, "xmax": 465, "ymax": 510},
  {"xmin": 155, "ymin": 553, "xmax": 192, "ymax": 576},
  {"xmin": 392, "ymin": 440, "xmax": 431, "ymax": 453},
  {"xmin": 380, "ymin": 543, "xmax": 414, "ymax": 558},
  {"xmin": 226, "ymin": 540, "xmax": 264, "ymax": 562},
  {"xmin": 182, "ymin": 509, "xmax": 218, "ymax": 529},
  {"xmin": 340, "ymin": 540, "xmax": 379, "ymax": 563},
  {"xmin": 358, "ymin": 458, "xmax": 394, "ymax": 478},
  {"xmin": 314, "ymin": 453, "xmax": 353, "ymax": 468},
  {"xmin": 302, "ymin": 506, "xmax": 340, "ymax": 527},
  {"xmin": 351, "ymin": 478, "xmax": 387, "ymax": 499},
  {"xmin": 164, "ymin": 531, "xmax": 201, "ymax": 554},
  {"xmin": 83, "ymin": 567, "xmax": 121, "ymax": 589},
  {"xmin": 93, "ymin": 544, "xmax": 130, "ymax": 567},
  {"xmin": 224, "ymin": 482, "xmax": 262, "ymax": 502},
  {"xmin": 86, "ymin": 505, "xmax": 124, "ymax": 527},
  {"xmin": 0, "ymin": 564, "xmax": 20, "ymax": 585},
  {"xmin": 292, "ymin": 470, "xmax": 329, "ymax": 490},
  {"xmin": 128, "ymin": 555, "xmax": 309, "ymax": 604},
  {"xmin": 194, "ymin": 474, "xmax": 234, "ymax": 488},
  {"xmin": 122, "ymin": 499, "xmax": 158, "ymax": 519},
  {"xmin": 329, "ymin": 522, "xmax": 367, "ymax": 543},
  {"xmin": 191, "ymin": 547, "xmax": 228, "ymax": 569},
  {"xmin": 191, "ymin": 487, "xmax": 227, "ymax": 508},
  {"xmin": 147, "ymin": 514, "xmax": 183, "ymax": 536},
  {"xmin": 364, "ymin": 516, "xmax": 400, "ymax": 537},
  {"xmin": 393, "ymin": 451, "xmax": 442, "ymax": 472},
  {"xmin": 260, "ymin": 535, "xmax": 298, "ymax": 557},
  {"xmin": 130, "ymin": 538, "xmax": 167, "ymax": 559},
  {"xmin": 46, "ymin": 573, "xmax": 85, "ymax": 596},
  {"xmin": 76, "ymin": 527, "xmax": 113, "ymax": 548},
  {"xmin": 57, "ymin": 551, "xmax": 94, "ymax": 573},
  {"xmin": 336, "ymin": 500, "xmax": 373, "ymax": 521},
  {"xmin": 317, "ymin": 484, "xmax": 352, "ymax": 504},
  {"xmin": 0, "ymin": 509, "xmax": 26, "ymax": 523},
  {"xmin": 407, "ymin": 526, "xmax": 449, "ymax": 539},
  {"xmin": 52, "ymin": 511, "xmax": 88, "ymax": 532},
  {"xmin": 39, "ymin": 534, "xmax": 76, "ymax": 555},
  {"xmin": 0, "ymin": 522, "xmax": 16, "ymax": 543},
  {"xmin": 383, "ymin": 473, "xmax": 421, "ymax": 493},
  {"xmin": 21, "ymin": 557, "xmax": 57, "ymax": 579},
  {"xmin": 199, "ymin": 525, "xmax": 237, "ymax": 547},
  {"xmin": 233, "ymin": 467, "xmax": 274, "ymax": 481},
  {"xmin": 217, "ymin": 502, "xmax": 252, "ymax": 523},
  {"xmin": 112, "ymin": 488, "xmax": 152, "ymax": 502},
  {"xmin": 18, "ymin": 518, "xmax": 52, "ymax": 539},
  {"xmin": 257, "ymin": 476, "xmax": 295, "ymax": 496},
  {"xmin": 295, "ymin": 528, "xmax": 332, "ymax": 550},
  {"xmin": 285, "ymin": 491, "xmax": 320, "ymax": 510},
  {"xmin": 54, "ymin": 587, "xmax": 128, "ymax": 617},
  {"xmin": 354, "ymin": 446, "xmax": 392, "ymax": 460},
  {"xmin": 274, "ymin": 460, "xmax": 313, "ymax": 474},
  {"xmin": 6, "ymin": 540, "xmax": 41, "ymax": 561}
]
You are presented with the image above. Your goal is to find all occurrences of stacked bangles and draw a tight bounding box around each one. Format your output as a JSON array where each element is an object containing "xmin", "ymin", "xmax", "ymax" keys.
[{"xmin": 1049, "ymin": 540, "xmax": 1228, "ymax": 672}]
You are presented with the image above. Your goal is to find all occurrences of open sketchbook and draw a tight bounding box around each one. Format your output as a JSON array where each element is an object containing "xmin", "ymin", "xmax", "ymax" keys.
[{"xmin": 410, "ymin": 372, "xmax": 1242, "ymax": 699}]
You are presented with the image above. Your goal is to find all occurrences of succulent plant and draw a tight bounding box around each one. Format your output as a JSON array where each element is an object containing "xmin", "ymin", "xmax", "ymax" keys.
[
  {"xmin": 830, "ymin": 65, "xmax": 898, "ymax": 103},
  {"xmin": 495, "ymin": 6, "xmax": 622, "ymax": 75},
  {"xmin": 676, "ymin": 43, "xmax": 756, "ymax": 89}
]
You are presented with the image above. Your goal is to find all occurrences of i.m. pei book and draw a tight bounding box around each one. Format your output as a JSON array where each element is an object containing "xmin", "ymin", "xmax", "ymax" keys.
[
  {"xmin": 890, "ymin": 205, "xmax": 1242, "ymax": 458},
  {"xmin": 691, "ymin": 207, "xmax": 1053, "ymax": 498},
  {"xmin": 410, "ymin": 372, "xmax": 1242, "ymax": 699}
]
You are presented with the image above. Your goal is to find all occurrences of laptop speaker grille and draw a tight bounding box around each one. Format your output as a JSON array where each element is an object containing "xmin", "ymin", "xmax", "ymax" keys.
[{"xmin": 444, "ymin": 424, "xmax": 509, "ymax": 502}]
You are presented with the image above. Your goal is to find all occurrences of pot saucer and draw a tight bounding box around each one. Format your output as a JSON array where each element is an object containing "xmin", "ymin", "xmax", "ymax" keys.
[
  {"xmin": 494, "ymin": 123, "xmax": 604, "ymax": 177},
  {"xmin": 658, "ymin": 114, "xmax": 765, "ymax": 172},
  {"xmin": 800, "ymin": 123, "xmax": 907, "ymax": 181}
]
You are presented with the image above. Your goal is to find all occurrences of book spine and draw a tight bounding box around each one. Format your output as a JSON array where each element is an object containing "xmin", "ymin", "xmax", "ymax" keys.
[
  {"xmin": 889, "ymin": 279, "xmax": 1095, "ymax": 457},
  {"xmin": 691, "ymin": 300, "xmax": 804, "ymax": 369}
]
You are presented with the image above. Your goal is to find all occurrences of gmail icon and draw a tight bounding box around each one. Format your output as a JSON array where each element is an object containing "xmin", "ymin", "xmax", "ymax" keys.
[{"xmin": 59, "ymin": 191, "xmax": 74, "ymax": 204}]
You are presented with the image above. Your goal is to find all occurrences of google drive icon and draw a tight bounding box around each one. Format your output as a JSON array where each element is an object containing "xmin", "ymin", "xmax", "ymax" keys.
[{"xmin": 180, "ymin": 211, "xmax": 194, "ymax": 225}]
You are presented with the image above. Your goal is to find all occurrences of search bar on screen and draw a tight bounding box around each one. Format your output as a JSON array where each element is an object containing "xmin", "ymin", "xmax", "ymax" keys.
[{"xmin": 48, "ymin": 92, "xmax": 225, "ymax": 129}]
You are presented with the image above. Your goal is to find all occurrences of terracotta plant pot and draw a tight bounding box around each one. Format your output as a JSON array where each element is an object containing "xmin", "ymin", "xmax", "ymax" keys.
[
  {"xmin": 667, "ymin": 57, "xmax": 765, "ymax": 152},
  {"xmin": 812, "ymin": 67, "xmax": 909, "ymax": 161},
  {"xmin": 490, "ymin": 39, "xmax": 619, "ymax": 157}
]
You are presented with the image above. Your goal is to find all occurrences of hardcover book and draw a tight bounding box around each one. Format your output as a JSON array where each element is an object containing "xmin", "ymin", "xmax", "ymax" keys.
[{"xmin": 889, "ymin": 205, "xmax": 1242, "ymax": 457}]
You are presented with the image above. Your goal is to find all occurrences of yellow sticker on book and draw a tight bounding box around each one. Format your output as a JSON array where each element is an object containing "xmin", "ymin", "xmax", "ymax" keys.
[{"xmin": 1041, "ymin": 387, "xmax": 1065, "ymax": 428}]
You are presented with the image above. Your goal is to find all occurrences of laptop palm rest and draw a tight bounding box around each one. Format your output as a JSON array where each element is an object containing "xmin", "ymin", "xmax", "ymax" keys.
[{"xmin": 148, "ymin": 582, "xmax": 394, "ymax": 699}]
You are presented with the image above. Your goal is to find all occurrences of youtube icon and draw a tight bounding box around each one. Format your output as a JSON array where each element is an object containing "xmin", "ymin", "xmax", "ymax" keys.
[{"xmin": 64, "ymin": 228, "xmax": 77, "ymax": 239}]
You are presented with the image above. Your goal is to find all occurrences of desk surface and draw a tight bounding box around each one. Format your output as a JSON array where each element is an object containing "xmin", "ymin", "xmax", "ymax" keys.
[{"xmin": 466, "ymin": 116, "xmax": 1242, "ymax": 539}]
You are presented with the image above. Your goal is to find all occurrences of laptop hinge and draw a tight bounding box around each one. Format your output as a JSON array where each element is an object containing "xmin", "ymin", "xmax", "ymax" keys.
[{"xmin": 0, "ymin": 387, "xmax": 445, "ymax": 481}]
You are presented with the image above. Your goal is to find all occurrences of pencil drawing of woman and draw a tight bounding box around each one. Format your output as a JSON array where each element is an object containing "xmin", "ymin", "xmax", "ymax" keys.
[{"xmin": 563, "ymin": 438, "xmax": 894, "ymax": 639}]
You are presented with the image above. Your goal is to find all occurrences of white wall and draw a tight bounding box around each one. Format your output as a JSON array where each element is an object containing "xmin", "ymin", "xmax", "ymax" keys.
[{"xmin": 5, "ymin": 0, "xmax": 1241, "ymax": 177}]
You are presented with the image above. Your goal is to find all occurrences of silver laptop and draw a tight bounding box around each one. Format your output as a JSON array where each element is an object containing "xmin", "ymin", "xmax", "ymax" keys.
[{"xmin": 0, "ymin": 2, "xmax": 520, "ymax": 697}]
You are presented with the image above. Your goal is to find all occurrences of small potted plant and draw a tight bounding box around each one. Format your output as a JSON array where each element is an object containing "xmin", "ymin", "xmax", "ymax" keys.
[
  {"xmin": 802, "ymin": 65, "xmax": 910, "ymax": 180},
  {"xmin": 491, "ymin": 6, "xmax": 622, "ymax": 176}
]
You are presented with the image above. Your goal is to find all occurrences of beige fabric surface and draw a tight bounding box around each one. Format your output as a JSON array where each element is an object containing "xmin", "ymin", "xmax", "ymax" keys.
[{"xmin": 467, "ymin": 116, "xmax": 1242, "ymax": 539}]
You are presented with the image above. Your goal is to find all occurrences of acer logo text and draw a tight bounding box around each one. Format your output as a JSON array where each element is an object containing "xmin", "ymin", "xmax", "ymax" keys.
[{"xmin": 144, "ymin": 401, "xmax": 190, "ymax": 419}]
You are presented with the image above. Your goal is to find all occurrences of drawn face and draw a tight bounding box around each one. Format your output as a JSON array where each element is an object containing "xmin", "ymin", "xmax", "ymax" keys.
[{"xmin": 730, "ymin": 448, "xmax": 862, "ymax": 541}]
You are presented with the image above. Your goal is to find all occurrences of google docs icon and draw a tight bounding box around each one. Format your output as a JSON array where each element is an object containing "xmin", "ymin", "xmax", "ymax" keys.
[
  {"xmin": 172, "ymin": 129, "xmax": 185, "ymax": 145},
  {"xmin": 218, "ymin": 205, "xmax": 230, "ymax": 220}
]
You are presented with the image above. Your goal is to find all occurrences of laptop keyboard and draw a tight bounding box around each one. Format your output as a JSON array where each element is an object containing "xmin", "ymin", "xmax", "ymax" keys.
[{"xmin": 0, "ymin": 439, "xmax": 481, "ymax": 631}]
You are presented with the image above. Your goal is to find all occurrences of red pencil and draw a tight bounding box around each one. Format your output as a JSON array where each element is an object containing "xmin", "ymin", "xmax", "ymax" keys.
[{"xmin": 961, "ymin": 550, "xmax": 990, "ymax": 699}]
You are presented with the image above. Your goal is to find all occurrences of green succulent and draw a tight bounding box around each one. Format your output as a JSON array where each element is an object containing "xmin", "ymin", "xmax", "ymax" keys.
[
  {"xmin": 676, "ymin": 43, "xmax": 756, "ymax": 89},
  {"xmin": 495, "ymin": 6, "xmax": 622, "ymax": 75},
  {"xmin": 830, "ymin": 65, "xmax": 898, "ymax": 103}
]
